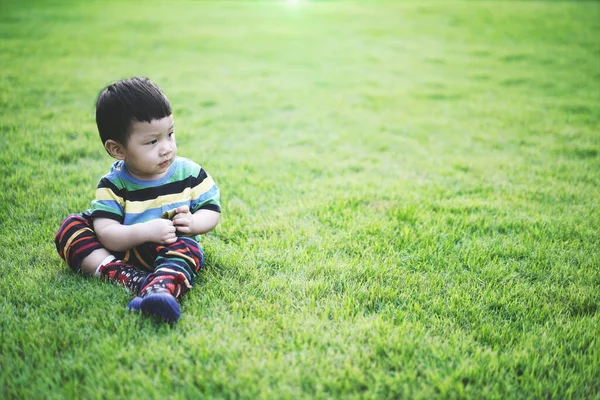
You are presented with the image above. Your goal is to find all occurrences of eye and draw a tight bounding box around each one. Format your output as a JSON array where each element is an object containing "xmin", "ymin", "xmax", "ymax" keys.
[
  {"xmin": 147, "ymin": 139, "xmax": 158, "ymax": 145},
  {"xmin": 168, "ymin": 132, "xmax": 175, "ymax": 138}
]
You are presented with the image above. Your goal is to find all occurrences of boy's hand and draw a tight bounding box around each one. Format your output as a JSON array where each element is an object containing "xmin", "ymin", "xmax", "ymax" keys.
[
  {"xmin": 144, "ymin": 218, "xmax": 177, "ymax": 245},
  {"xmin": 172, "ymin": 205, "xmax": 194, "ymax": 234}
]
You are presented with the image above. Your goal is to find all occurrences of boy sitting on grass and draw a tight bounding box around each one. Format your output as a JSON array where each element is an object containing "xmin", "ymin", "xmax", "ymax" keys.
[{"xmin": 55, "ymin": 77, "xmax": 221, "ymax": 323}]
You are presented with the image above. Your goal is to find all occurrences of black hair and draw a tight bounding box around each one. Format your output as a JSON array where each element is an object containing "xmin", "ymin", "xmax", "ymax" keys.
[{"xmin": 95, "ymin": 77, "xmax": 172, "ymax": 145}]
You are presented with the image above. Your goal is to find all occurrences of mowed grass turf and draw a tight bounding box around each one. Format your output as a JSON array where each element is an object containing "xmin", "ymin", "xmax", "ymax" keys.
[{"xmin": 1, "ymin": 0, "xmax": 599, "ymax": 398}]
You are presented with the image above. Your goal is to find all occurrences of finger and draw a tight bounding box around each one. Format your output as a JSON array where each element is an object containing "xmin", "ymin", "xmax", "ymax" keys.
[
  {"xmin": 176, "ymin": 226, "xmax": 190, "ymax": 233},
  {"xmin": 173, "ymin": 218, "xmax": 189, "ymax": 227},
  {"xmin": 176, "ymin": 205, "xmax": 190, "ymax": 214},
  {"xmin": 164, "ymin": 236, "xmax": 177, "ymax": 245}
]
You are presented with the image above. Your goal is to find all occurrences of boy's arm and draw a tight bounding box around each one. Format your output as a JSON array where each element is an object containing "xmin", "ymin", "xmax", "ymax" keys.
[
  {"xmin": 172, "ymin": 206, "xmax": 220, "ymax": 236},
  {"xmin": 93, "ymin": 217, "xmax": 178, "ymax": 252}
]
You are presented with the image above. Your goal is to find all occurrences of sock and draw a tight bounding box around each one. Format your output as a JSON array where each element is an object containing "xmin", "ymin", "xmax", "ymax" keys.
[
  {"xmin": 98, "ymin": 260, "xmax": 149, "ymax": 294},
  {"xmin": 94, "ymin": 255, "xmax": 116, "ymax": 276},
  {"xmin": 139, "ymin": 272, "xmax": 189, "ymax": 299},
  {"xmin": 128, "ymin": 271, "xmax": 187, "ymax": 323}
]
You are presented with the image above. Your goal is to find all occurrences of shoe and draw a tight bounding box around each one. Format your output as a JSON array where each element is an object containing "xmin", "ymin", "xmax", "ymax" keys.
[
  {"xmin": 139, "ymin": 292, "xmax": 181, "ymax": 322},
  {"xmin": 127, "ymin": 296, "xmax": 143, "ymax": 311}
]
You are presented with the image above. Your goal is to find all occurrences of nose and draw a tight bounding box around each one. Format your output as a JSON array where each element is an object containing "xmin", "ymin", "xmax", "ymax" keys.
[{"xmin": 159, "ymin": 142, "xmax": 172, "ymax": 156}]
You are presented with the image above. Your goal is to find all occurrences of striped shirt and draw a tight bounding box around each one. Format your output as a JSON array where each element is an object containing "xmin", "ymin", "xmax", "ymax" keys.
[{"xmin": 89, "ymin": 157, "xmax": 220, "ymax": 228}]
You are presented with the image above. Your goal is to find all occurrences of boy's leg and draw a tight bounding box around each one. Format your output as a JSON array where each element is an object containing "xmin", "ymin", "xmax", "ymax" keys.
[
  {"xmin": 55, "ymin": 214, "xmax": 106, "ymax": 274},
  {"xmin": 142, "ymin": 236, "xmax": 204, "ymax": 298},
  {"xmin": 55, "ymin": 214, "xmax": 149, "ymax": 293},
  {"xmin": 129, "ymin": 237, "xmax": 203, "ymax": 322},
  {"xmin": 81, "ymin": 249, "xmax": 114, "ymax": 276}
]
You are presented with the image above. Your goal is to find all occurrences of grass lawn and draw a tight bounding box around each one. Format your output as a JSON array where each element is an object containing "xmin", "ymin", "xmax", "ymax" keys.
[{"xmin": 1, "ymin": 0, "xmax": 599, "ymax": 398}]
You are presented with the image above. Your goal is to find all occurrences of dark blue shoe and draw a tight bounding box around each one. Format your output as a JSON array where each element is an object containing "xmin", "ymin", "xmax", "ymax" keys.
[
  {"xmin": 127, "ymin": 296, "xmax": 143, "ymax": 311},
  {"xmin": 140, "ymin": 292, "xmax": 181, "ymax": 322}
]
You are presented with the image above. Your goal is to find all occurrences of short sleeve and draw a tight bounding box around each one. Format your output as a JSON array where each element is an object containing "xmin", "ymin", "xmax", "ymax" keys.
[
  {"xmin": 190, "ymin": 168, "xmax": 221, "ymax": 213},
  {"xmin": 89, "ymin": 178, "xmax": 125, "ymax": 222}
]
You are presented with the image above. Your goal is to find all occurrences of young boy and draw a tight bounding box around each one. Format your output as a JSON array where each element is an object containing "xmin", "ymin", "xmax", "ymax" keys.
[{"xmin": 55, "ymin": 77, "xmax": 221, "ymax": 322}]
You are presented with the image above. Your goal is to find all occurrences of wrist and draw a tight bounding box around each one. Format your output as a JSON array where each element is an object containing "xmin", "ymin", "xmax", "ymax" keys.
[
  {"xmin": 189, "ymin": 215, "xmax": 196, "ymax": 234},
  {"xmin": 137, "ymin": 220, "xmax": 154, "ymax": 242}
]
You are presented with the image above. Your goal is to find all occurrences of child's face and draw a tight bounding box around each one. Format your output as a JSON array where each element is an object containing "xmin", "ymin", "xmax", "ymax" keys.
[{"xmin": 121, "ymin": 115, "xmax": 177, "ymax": 181}]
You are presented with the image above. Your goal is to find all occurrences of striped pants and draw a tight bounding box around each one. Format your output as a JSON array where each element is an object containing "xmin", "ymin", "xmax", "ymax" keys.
[{"xmin": 54, "ymin": 214, "xmax": 204, "ymax": 298}]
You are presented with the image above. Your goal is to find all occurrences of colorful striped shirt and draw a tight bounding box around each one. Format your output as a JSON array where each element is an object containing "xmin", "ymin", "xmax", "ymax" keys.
[{"xmin": 88, "ymin": 157, "xmax": 220, "ymax": 230}]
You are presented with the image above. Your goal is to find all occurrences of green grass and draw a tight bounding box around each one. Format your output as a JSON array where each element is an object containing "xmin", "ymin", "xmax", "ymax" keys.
[{"xmin": 1, "ymin": 0, "xmax": 599, "ymax": 398}]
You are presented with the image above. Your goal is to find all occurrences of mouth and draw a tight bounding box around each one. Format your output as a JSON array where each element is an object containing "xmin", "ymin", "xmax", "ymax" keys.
[{"xmin": 159, "ymin": 159, "xmax": 171, "ymax": 169}]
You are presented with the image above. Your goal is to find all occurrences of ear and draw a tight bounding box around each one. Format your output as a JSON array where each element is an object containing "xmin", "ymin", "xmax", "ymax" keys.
[{"xmin": 104, "ymin": 139, "xmax": 126, "ymax": 160}]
